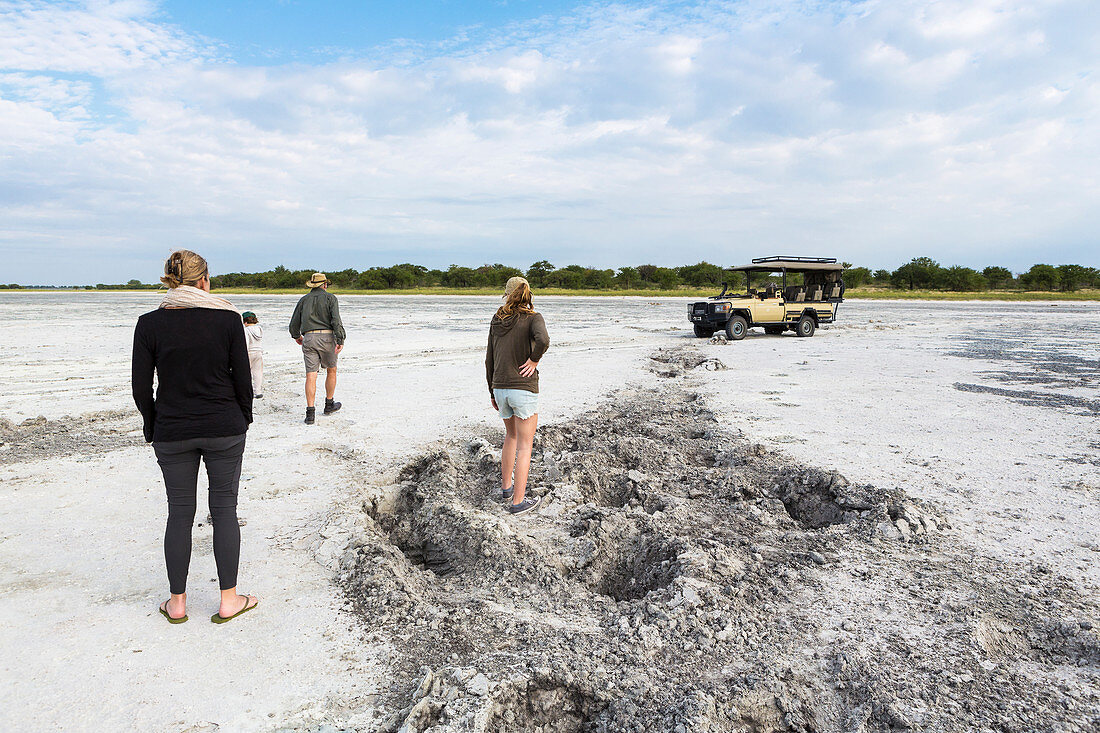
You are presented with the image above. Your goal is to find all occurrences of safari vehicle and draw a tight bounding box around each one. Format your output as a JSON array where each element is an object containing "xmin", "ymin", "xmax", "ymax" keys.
[{"xmin": 688, "ymin": 256, "xmax": 844, "ymax": 339}]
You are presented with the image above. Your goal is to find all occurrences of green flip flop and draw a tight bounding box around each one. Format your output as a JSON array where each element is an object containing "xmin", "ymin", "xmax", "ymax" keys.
[
  {"xmin": 159, "ymin": 601, "xmax": 188, "ymax": 624},
  {"xmin": 211, "ymin": 595, "xmax": 258, "ymax": 624}
]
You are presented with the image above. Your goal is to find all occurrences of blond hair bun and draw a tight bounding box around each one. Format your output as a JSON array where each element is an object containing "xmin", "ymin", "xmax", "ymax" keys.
[{"xmin": 161, "ymin": 250, "xmax": 209, "ymax": 289}]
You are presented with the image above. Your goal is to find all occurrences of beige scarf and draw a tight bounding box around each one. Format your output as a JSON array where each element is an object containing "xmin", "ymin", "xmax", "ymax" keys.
[{"xmin": 159, "ymin": 285, "xmax": 239, "ymax": 314}]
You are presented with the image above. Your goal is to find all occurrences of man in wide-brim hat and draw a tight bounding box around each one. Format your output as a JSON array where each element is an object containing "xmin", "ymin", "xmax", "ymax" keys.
[{"xmin": 289, "ymin": 273, "xmax": 346, "ymax": 424}]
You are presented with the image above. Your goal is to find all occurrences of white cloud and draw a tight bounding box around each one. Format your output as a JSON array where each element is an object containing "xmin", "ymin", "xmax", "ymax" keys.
[
  {"xmin": 455, "ymin": 50, "xmax": 547, "ymax": 93},
  {"xmin": 915, "ymin": 0, "xmax": 1005, "ymax": 40},
  {"xmin": 0, "ymin": 0, "xmax": 201, "ymax": 75},
  {"xmin": 0, "ymin": 0, "xmax": 1098, "ymax": 283},
  {"xmin": 655, "ymin": 36, "xmax": 702, "ymax": 74}
]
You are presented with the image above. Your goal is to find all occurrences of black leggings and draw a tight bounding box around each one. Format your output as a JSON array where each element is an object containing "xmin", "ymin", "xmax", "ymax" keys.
[{"xmin": 153, "ymin": 434, "xmax": 246, "ymax": 594}]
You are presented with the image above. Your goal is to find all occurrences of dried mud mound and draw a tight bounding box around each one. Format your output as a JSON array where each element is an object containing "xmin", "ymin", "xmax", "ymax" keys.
[
  {"xmin": 0, "ymin": 410, "xmax": 143, "ymax": 465},
  {"xmin": 334, "ymin": 349, "xmax": 1099, "ymax": 733}
]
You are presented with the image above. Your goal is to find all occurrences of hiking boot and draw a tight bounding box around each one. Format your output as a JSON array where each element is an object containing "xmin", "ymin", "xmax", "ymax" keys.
[
  {"xmin": 507, "ymin": 495, "xmax": 541, "ymax": 515},
  {"xmin": 323, "ymin": 399, "xmax": 342, "ymax": 415},
  {"xmin": 304, "ymin": 407, "xmax": 315, "ymax": 425}
]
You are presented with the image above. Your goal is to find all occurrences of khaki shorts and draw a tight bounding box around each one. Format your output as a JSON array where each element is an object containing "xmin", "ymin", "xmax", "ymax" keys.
[{"xmin": 302, "ymin": 332, "xmax": 338, "ymax": 372}]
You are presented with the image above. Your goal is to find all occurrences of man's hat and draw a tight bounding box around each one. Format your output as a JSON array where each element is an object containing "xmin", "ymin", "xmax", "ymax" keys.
[
  {"xmin": 241, "ymin": 311, "xmax": 256, "ymax": 319},
  {"xmin": 306, "ymin": 273, "xmax": 330, "ymax": 288}
]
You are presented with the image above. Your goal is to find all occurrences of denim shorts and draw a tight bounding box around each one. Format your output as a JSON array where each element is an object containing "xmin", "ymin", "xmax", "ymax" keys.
[{"xmin": 493, "ymin": 388, "xmax": 539, "ymax": 420}]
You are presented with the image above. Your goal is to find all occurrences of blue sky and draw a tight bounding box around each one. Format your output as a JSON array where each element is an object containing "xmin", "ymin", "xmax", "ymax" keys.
[
  {"xmin": 1, "ymin": 0, "xmax": 1097, "ymax": 284},
  {"xmin": 158, "ymin": 1, "xmax": 583, "ymax": 63}
]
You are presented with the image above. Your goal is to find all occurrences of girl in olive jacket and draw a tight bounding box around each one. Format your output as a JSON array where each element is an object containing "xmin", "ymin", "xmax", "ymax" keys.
[{"xmin": 485, "ymin": 277, "xmax": 549, "ymax": 515}]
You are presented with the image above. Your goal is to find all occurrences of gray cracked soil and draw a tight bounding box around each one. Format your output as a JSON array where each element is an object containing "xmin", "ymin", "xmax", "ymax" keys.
[
  {"xmin": 332, "ymin": 348, "xmax": 1100, "ymax": 732},
  {"xmin": 0, "ymin": 410, "xmax": 142, "ymax": 464}
]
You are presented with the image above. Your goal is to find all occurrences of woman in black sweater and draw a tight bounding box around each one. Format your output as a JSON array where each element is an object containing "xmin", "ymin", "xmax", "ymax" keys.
[{"xmin": 132, "ymin": 250, "xmax": 257, "ymax": 624}]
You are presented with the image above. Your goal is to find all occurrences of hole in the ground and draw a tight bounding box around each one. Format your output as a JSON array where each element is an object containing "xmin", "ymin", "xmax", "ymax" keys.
[
  {"xmin": 396, "ymin": 536, "xmax": 457, "ymax": 577},
  {"xmin": 782, "ymin": 493, "xmax": 848, "ymax": 529},
  {"xmin": 367, "ymin": 486, "xmax": 473, "ymax": 578},
  {"xmin": 486, "ymin": 682, "xmax": 607, "ymax": 733},
  {"xmin": 775, "ymin": 469, "xmax": 852, "ymax": 529},
  {"xmin": 584, "ymin": 531, "xmax": 682, "ymax": 601}
]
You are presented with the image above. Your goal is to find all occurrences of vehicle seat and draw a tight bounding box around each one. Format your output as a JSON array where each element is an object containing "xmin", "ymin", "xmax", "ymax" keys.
[
  {"xmin": 796, "ymin": 289, "xmax": 806, "ymax": 302},
  {"xmin": 806, "ymin": 286, "xmax": 822, "ymax": 301},
  {"xmin": 828, "ymin": 284, "xmax": 841, "ymax": 299}
]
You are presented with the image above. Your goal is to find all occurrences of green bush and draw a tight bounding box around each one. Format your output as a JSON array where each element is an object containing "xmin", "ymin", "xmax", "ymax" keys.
[
  {"xmin": 941, "ymin": 266, "xmax": 987, "ymax": 291},
  {"xmin": 843, "ymin": 267, "xmax": 872, "ymax": 288},
  {"xmin": 1019, "ymin": 264, "xmax": 1060, "ymax": 290},
  {"xmin": 891, "ymin": 257, "xmax": 943, "ymax": 290},
  {"xmin": 1056, "ymin": 264, "xmax": 1097, "ymax": 291},
  {"xmin": 982, "ymin": 266, "xmax": 1014, "ymax": 289}
]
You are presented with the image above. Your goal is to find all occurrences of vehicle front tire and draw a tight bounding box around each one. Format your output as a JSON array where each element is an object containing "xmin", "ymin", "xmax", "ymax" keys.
[
  {"xmin": 693, "ymin": 324, "xmax": 715, "ymax": 338},
  {"xmin": 725, "ymin": 316, "xmax": 748, "ymax": 341},
  {"xmin": 795, "ymin": 314, "xmax": 816, "ymax": 337}
]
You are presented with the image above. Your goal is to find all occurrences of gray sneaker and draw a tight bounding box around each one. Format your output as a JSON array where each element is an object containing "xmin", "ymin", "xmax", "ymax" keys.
[
  {"xmin": 507, "ymin": 495, "xmax": 541, "ymax": 515},
  {"xmin": 499, "ymin": 486, "xmax": 514, "ymax": 501}
]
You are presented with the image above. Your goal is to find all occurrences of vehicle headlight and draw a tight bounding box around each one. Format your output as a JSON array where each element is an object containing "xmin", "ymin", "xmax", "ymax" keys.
[{"xmin": 714, "ymin": 303, "xmax": 731, "ymax": 312}]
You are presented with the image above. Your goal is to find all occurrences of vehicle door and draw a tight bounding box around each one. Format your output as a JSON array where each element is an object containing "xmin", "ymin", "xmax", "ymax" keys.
[{"xmin": 755, "ymin": 295, "xmax": 785, "ymax": 322}]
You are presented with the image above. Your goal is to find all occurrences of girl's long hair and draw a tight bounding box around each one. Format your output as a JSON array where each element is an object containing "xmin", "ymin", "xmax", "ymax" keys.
[{"xmin": 495, "ymin": 280, "xmax": 536, "ymax": 320}]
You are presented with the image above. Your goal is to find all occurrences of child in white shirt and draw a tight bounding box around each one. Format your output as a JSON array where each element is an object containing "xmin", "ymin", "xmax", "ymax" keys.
[{"xmin": 242, "ymin": 311, "xmax": 264, "ymax": 399}]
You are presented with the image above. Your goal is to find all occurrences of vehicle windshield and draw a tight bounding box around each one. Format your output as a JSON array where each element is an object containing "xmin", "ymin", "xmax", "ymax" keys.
[{"xmin": 743, "ymin": 269, "xmax": 785, "ymax": 297}]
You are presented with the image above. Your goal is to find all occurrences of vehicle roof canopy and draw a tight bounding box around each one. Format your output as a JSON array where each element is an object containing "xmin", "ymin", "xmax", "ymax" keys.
[{"xmin": 729, "ymin": 256, "xmax": 843, "ymax": 273}]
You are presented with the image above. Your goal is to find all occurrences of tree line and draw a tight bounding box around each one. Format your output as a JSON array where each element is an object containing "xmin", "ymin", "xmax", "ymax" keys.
[
  {"xmin": 3, "ymin": 258, "xmax": 1096, "ymax": 291},
  {"xmin": 209, "ymin": 261, "xmax": 707, "ymax": 290},
  {"xmin": 207, "ymin": 259, "xmax": 1098, "ymax": 292},
  {"xmin": 842, "ymin": 258, "xmax": 1099, "ymax": 292},
  {"xmin": 0, "ymin": 279, "xmax": 161, "ymax": 290}
]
